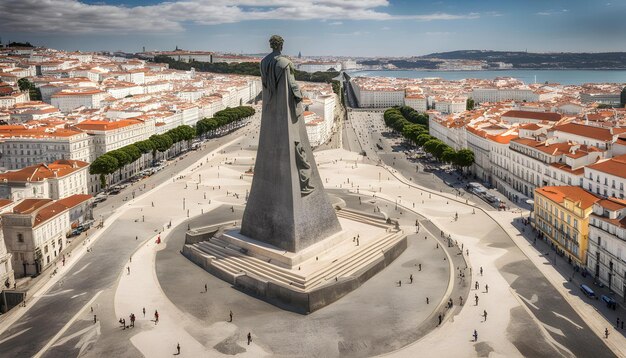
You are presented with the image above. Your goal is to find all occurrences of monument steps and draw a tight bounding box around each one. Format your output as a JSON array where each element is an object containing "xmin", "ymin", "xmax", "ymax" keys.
[
  {"xmin": 194, "ymin": 241, "xmax": 307, "ymax": 288},
  {"xmin": 187, "ymin": 226, "xmax": 404, "ymax": 292},
  {"xmin": 336, "ymin": 210, "xmax": 389, "ymax": 228},
  {"xmin": 304, "ymin": 232, "xmax": 403, "ymax": 289}
]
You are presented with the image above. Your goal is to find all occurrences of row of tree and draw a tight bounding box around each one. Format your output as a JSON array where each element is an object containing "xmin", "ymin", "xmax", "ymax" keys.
[
  {"xmin": 196, "ymin": 106, "xmax": 255, "ymax": 137},
  {"xmin": 383, "ymin": 107, "xmax": 475, "ymax": 168},
  {"xmin": 89, "ymin": 125, "xmax": 196, "ymax": 188}
]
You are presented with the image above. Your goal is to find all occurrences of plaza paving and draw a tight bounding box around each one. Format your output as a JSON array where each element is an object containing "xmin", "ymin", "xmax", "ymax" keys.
[{"xmin": 0, "ymin": 110, "xmax": 622, "ymax": 357}]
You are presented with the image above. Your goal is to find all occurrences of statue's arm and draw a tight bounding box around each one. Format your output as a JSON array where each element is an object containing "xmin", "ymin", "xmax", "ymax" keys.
[{"xmin": 287, "ymin": 63, "xmax": 303, "ymax": 102}]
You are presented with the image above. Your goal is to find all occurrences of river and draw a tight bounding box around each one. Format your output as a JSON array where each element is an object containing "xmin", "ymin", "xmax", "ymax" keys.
[{"xmin": 347, "ymin": 69, "xmax": 626, "ymax": 85}]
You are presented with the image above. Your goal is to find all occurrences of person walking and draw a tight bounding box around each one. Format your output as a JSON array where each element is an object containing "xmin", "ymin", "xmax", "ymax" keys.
[
  {"xmin": 480, "ymin": 267, "xmax": 483, "ymax": 276},
  {"xmin": 485, "ymin": 284, "xmax": 489, "ymax": 293},
  {"xmin": 473, "ymin": 329, "xmax": 478, "ymax": 342},
  {"xmin": 398, "ymin": 280, "xmax": 402, "ymax": 287},
  {"xmin": 475, "ymin": 281, "xmax": 479, "ymax": 290},
  {"xmin": 229, "ymin": 310, "xmax": 233, "ymax": 322},
  {"xmin": 426, "ymin": 297, "xmax": 429, "ymax": 304},
  {"xmin": 438, "ymin": 314, "xmax": 442, "ymax": 326},
  {"xmin": 483, "ymin": 310, "xmax": 487, "ymax": 322},
  {"xmin": 418, "ymin": 264, "xmax": 422, "ymax": 271},
  {"xmin": 205, "ymin": 284, "xmax": 208, "ymax": 293},
  {"xmin": 176, "ymin": 343, "xmax": 180, "ymax": 355},
  {"xmin": 93, "ymin": 315, "xmax": 97, "ymax": 324},
  {"xmin": 475, "ymin": 294, "xmax": 479, "ymax": 306},
  {"xmin": 459, "ymin": 296, "xmax": 463, "ymax": 306},
  {"xmin": 247, "ymin": 332, "xmax": 252, "ymax": 345},
  {"xmin": 154, "ymin": 310, "xmax": 159, "ymax": 325},
  {"xmin": 127, "ymin": 266, "xmax": 130, "ymax": 275},
  {"xmin": 605, "ymin": 328, "xmax": 609, "ymax": 339},
  {"xmin": 122, "ymin": 318, "xmax": 126, "ymax": 330},
  {"xmin": 143, "ymin": 307, "xmax": 146, "ymax": 317},
  {"xmin": 410, "ymin": 274, "xmax": 413, "ymax": 284}
]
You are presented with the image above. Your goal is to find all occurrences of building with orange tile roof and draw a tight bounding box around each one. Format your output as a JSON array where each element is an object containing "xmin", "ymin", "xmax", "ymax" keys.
[
  {"xmin": 0, "ymin": 159, "xmax": 89, "ymax": 201},
  {"xmin": 584, "ymin": 154, "xmax": 626, "ymax": 199},
  {"xmin": 2, "ymin": 194, "xmax": 92, "ymax": 278},
  {"xmin": 534, "ymin": 186, "xmax": 601, "ymax": 265},
  {"xmin": 0, "ymin": 125, "xmax": 92, "ymax": 170},
  {"xmin": 587, "ymin": 197, "xmax": 626, "ymax": 298}
]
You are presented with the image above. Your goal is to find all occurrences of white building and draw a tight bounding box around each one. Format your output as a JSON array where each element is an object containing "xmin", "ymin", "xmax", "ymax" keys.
[
  {"xmin": 584, "ymin": 154, "xmax": 626, "ymax": 199},
  {"xmin": 298, "ymin": 62, "xmax": 341, "ymax": 73},
  {"xmin": 0, "ymin": 92, "xmax": 29, "ymax": 109},
  {"xmin": 0, "ymin": 127, "xmax": 92, "ymax": 170},
  {"xmin": 587, "ymin": 198, "xmax": 626, "ymax": 299},
  {"xmin": 2, "ymin": 194, "xmax": 92, "ymax": 278},
  {"xmin": 471, "ymin": 88, "xmax": 540, "ymax": 103},
  {"xmin": 405, "ymin": 95, "xmax": 427, "ymax": 112},
  {"xmin": 351, "ymin": 79, "xmax": 405, "ymax": 108},
  {"xmin": 0, "ymin": 160, "xmax": 89, "ymax": 201},
  {"xmin": 0, "ymin": 199, "xmax": 16, "ymax": 293},
  {"xmin": 75, "ymin": 118, "xmax": 154, "ymax": 158},
  {"xmin": 51, "ymin": 88, "xmax": 106, "ymax": 112}
]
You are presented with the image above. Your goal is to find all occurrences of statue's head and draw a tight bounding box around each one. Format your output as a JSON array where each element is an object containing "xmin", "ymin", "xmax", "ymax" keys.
[{"xmin": 269, "ymin": 35, "xmax": 284, "ymax": 52}]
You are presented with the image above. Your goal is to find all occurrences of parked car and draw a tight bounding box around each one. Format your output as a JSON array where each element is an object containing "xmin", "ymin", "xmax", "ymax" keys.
[
  {"xmin": 601, "ymin": 295, "xmax": 617, "ymax": 310},
  {"xmin": 580, "ymin": 284, "xmax": 597, "ymax": 299}
]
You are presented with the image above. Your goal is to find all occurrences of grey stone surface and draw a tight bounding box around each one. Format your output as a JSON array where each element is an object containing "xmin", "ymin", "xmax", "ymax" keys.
[{"xmin": 240, "ymin": 39, "xmax": 341, "ymax": 252}]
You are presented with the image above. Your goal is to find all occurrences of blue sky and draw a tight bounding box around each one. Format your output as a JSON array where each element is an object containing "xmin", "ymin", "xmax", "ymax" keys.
[{"xmin": 1, "ymin": 0, "xmax": 625, "ymax": 56}]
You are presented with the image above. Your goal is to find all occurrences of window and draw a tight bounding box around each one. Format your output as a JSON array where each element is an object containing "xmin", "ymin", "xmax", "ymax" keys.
[{"xmin": 17, "ymin": 233, "xmax": 24, "ymax": 243}]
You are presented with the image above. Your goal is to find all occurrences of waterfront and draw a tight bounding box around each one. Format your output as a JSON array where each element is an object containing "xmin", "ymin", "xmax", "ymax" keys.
[{"xmin": 348, "ymin": 69, "xmax": 626, "ymax": 85}]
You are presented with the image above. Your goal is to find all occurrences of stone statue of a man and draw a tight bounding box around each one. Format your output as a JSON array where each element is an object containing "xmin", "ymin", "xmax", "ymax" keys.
[{"xmin": 261, "ymin": 35, "xmax": 303, "ymax": 105}]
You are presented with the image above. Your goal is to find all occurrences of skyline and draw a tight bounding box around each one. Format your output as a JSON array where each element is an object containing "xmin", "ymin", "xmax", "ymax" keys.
[{"xmin": 0, "ymin": 0, "xmax": 625, "ymax": 56}]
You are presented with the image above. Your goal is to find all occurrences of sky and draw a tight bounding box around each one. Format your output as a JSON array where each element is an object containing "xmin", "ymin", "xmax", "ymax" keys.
[{"xmin": 1, "ymin": 0, "xmax": 625, "ymax": 57}]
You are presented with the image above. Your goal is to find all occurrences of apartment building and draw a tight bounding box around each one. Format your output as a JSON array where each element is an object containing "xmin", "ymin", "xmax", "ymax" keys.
[
  {"xmin": 584, "ymin": 154, "xmax": 626, "ymax": 199},
  {"xmin": 0, "ymin": 160, "xmax": 89, "ymax": 201},
  {"xmin": 3, "ymin": 194, "xmax": 93, "ymax": 278},
  {"xmin": 0, "ymin": 126, "xmax": 92, "ymax": 170},
  {"xmin": 534, "ymin": 186, "xmax": 600, "ymax": 266},
  {"xmin": 587, "ymin": 197, "xmax": 626, "ymax": 299}
]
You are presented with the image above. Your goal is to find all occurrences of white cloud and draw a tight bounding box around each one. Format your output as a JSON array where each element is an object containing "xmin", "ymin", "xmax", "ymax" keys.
[
  {"xmin": 0, "ymin": 0, "xmax": 481, "ymax": 34},
  {"xmin": 329, "ymin": 21, "xmax": 343, "ymax": 26},
  {"xmin": 537, "ymin": 9, "xmax": 569, "ymax": 16}
]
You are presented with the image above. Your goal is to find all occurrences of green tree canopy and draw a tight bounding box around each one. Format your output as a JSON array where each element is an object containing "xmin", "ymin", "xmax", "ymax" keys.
[
  {"xmin": 133, "ymin": 139, "xmax": 156, "ymax": 154},
  {"xmin": 89, "ymin": 154, "xmax": 118, "ymax": 175},
  {"xmin": 108, "ymin": 149, "xmax": 132, "ymax": 168},
  {"xmin": 454, "ymin": 149, "xmax": 475, "ymax": 168}
]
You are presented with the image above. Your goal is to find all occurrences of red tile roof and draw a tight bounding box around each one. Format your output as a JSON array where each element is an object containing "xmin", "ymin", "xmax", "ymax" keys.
[
  {"xmin": 535, "ymin": 186, "xmax": 600, "ymax": 210},
  {"xmin": 586, "ymin": 154, "xmax": 626, "ymax": 179},
  {"xmin": 502, "ymin": 110, "xmax": 562, "ymax": 122}
]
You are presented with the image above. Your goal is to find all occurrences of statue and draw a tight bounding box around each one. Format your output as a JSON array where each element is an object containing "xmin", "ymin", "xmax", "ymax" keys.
[
  {"xmin": 261, "ymin": 35, "xmax": 313, "ymax": 196},
  {"xmin": 239, "ymin": 35, "xmax": 341, "ymax": 253}
]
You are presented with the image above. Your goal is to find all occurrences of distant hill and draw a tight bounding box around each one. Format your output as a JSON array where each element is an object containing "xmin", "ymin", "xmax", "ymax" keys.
[{"xmin": 421, "ymin": 50, "xmax": 626, "ymax": 69}]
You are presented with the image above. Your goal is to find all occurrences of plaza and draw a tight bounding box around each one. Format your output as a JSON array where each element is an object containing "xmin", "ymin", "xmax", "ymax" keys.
[{"xmin": 0, "ymin": 109, "xmax": 622, "ymax": 357}]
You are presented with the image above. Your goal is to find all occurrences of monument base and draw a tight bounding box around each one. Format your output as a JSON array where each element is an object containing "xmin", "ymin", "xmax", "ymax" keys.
[{"xmin": 182, "ymin": 208, "xmax": 407, "ymax": 314}]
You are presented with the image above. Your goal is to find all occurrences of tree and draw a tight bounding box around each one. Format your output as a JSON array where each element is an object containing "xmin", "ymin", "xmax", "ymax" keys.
[
  {"xmin": 441, "ymin": 148, "xmax": 457, "ymax": 164},
  {"xmin": 454, "ymin": 149, "xmax": 475, "ymax": 168},
  {"xmin": 423, "ymin": 139, "xmax": 442, "ymax": 156},
  {"xmin": 17, "ymin": 78, "xmax": 41, "ymax": 101},
  {"xmin": 120, "ymin": 145, "xmax": 142, "ymax": 162},
  {"xmin": 466, "ymin": 98, "xmax": 475, "ymax": 111},
  {"xmin": 108, "ymin": 149, "xmax": 132, "ymax": 168},
  {"xmin": 433, "ymin": 142, "xmax": 450, "ymax": 161},
  {"xmin": 133, "ymin": 139, "xmax": 155, "ymax": 154},
  {"xmin": 89, "ymin": 154, "xmax": 118, "ymax": 189},
  {"xmin": 416, "ymin": 133, "xmax": 433, "ymax": 147}
]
